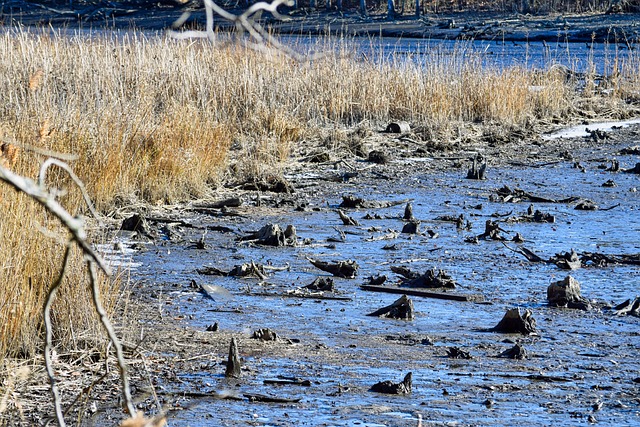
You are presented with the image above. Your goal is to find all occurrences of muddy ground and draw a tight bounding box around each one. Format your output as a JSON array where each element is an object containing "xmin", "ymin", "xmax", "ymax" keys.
[{"xmin": 3, "ymin": 120, "xmax": 639, "ymax": 426}]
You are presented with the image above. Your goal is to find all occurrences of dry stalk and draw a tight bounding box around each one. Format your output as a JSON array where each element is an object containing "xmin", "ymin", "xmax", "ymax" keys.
[{"xmin": 0, "ymin": 162, "xmax": 136, "ymax": 424}]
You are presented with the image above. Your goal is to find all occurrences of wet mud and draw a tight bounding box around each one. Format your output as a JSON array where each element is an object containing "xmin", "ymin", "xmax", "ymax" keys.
[{"xmin": 96, "ymin": 124, "xmax": 640, "ymax": 426}]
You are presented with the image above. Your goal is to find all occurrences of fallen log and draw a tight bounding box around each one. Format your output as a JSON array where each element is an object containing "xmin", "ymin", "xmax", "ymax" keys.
[
  {"xmin": 370, "ymin": 372, "xmax": 412, "ymax": 395},
  {"xmin": 308, "ymin": 258, "xmax": 359, "ymax": 278},
  {"xmin": 360, "ymin": 285, "xmax": 483, "ymax": 302},
  {"xmin": 243, "ymin": 393, "xmax": 302, "ymax": 403}
]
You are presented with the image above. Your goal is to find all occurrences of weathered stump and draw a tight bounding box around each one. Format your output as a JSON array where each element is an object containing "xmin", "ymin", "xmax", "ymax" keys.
[
  {"xmin": 403, "ymin": 203, "xmax": 414, "ymax": 221},
  {"xmin": 497, "ymin": 343, "xmax": 527, "ymax": 359},
  {"xmin": 367, "ymin": 295, "xmax": 414, "ymax": 320},
  {"xmin": 370, "ymin": 372, "xmax": 412, "ymax": 394},
  {"xmin": 403, "ymin": 268, "xmax": 456, "ymax": 289},
  {"xmin": 554, "ymin": 249, "xmax": 581, "ymax": 270},
  {"xmin": 466, "ymin": 153, "xmax": 487, "ymax": 180},
  {"xmin": 492, "ymin": 308, "xmax": 537, "ymax": 335},
  {"xmin": 225, "ymin": 337, "xmax": 241, "ymax": 378},
  {"xmin": 613, "ymin": 297, "xmax": 640, "ymax": 317},
  {"xmin": 308, "ymin": 258, "xmax": 359, "ymax": 278},
  {"xmin": 401, "ymin": 220, "xmax": 420, "ymax": 234},
  {"xmin": 547, "ymin": 275, "xmax": 591, "ymax": 310},
  {"xmin": 252, "ymin": 328, "xmax": 278, "ymax": 341},
  {"xmin": 305, "ymin": 277, "xmax": 335, "ymax": 291},
  {"xmin": 338, "ymin": 209, "xmax": 359, "ymax": 226}
]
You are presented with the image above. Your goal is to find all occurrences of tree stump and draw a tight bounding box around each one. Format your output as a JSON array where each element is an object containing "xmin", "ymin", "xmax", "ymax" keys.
[
  {"xmin": 492, "ymin": 308, "xmax": 537, "ymax": 335},
  {"xmin": 225, "ymin": 337, "xmax": 241, "ymax": 378},
  {"xmin": 367, "ymin": 295, "xmax": 414, "ymax": 320},
  {"xmin": 403, "ymin": 203, "xmax": 414, "ymax": 221},
  {"xmin": 497, "ymin": 343, "xmax": 527, "ymax": 359},
  {"xmin": 370, "ymin": 372, "xmax": 412, "ymax": 394},
  {"xmin": 466, "ymin": 153, "xmax": 487, "ymax": 180},
  {"xmin": 547, "ymin": 275, "xmax": 591, "ymax": 310}
]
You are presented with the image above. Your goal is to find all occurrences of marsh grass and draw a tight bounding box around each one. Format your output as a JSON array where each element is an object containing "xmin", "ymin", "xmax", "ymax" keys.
[{"xmin": 0, "ymin": 27, "xmax": 638, "ymax": 364}]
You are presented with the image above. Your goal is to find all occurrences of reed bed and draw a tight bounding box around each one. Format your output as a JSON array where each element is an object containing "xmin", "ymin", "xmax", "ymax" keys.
[{"xmin": 0, "ymin": 27, "xmax": 637, "ymax": 363}]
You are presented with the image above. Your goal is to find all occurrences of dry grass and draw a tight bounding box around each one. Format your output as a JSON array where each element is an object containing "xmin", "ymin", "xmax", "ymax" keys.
[{"xmin": 1, "ymin": 27, "xmax": 638, "ymax": 366}]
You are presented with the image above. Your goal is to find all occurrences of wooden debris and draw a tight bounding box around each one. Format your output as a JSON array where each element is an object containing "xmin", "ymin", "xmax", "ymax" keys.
[
  {"xmin": 368, "ymin": 150, "xmax": 390, "ymax": 164},
  {"xmin": 478, "ymin": 220, "xmax": 506, "ymax": 240},
  {"xmin": 252, "ymin": 328, "xmax": 278, "ymax": 341},
  {"xmin": 367, "ymin": 295, "xmax": 414, "ymax": 320},
  {"xmin": 361, "ymin": 285, "xmax": 483, "ymax": 302},
  {"xmin": 339, "ymin": 195, "xmax": 408, "ymax": 209},
  {"xmin": 338, "ymin": 209, "xmax": 360, "ymax": 226},
  {"xmin": 365, "ymin": 275, "xmax": 387, "ymax": 286},
  {"xmin": 308, "ymin": 258, "xmax": 359, "ymax": 278},
  {"xmin": 385, "ymin": 121, "xmax": 411, "ymax": 133},
  {"xmin": 547, "ymin": 276, "xmax": 591, "ymax": 310},
  {"xmin": 403, "ymin": 203, "xmax": 414, "ymax": 220},
  {"xmin": 491, "ymin": 185, "xmax": 579, "ymax": 204},
  {"xmin": 497, "ymin": 343, "xmax": 527, "ymax": 359},
  {"xmin": 402, "ymin": 268, "xmax": 457, "ymax": 289},
  {"xmin": 575, "ymin": 199, "xmax": 598, "ymax": 210},
  {"xmin": 304, "ymin": 277, "xmax": 335, "ymax": 291},
  {"xmin": 401, "ymin": 220, "xmax": 420, "ymax": 234},
  {"xmin": 466, "ymin": 153, "xmax": 487, "ymax": 180},
  {"xmin": 554, "ymin": 249, "xmax": 581, "ymax": 270},
  {"xmin": 241, "ymin": 175, "xmax": 294, "ymax": 193},
  {"xmin": 264, "ymin": 376, "xmax": 311, "ymax": 387},
  {"xmin": 492, "ymin": 308, "xmax": 537, "ymax": 335},
  {"xmin": 613, "ymin": 297, "xmax": 640, "ymax": 317},
  {"xmin": 243, "ymin": 393, "xmax": 302, "ymax": 403},
  {"xmin": 240, "ymin": 223, "xmax": 297, "ymax": 246},
  {"xmin": 225, "ymin": 337, "xmax": 241, "ymax": 378},
  {"xmin": 120, "ymin": 213, "xmax": 153, "ymax": 238},
  {"xmin": 190, "ymin": 197, "xmax": 242, "ymax": 210},
  {"xmin": 446, "ymin": 346, "xmax": 472, "ymax": 359},
  {"xmin": 370, "ymin": 372, "xmax": 412, "ymax": 395},
  {"xmin": 623, "ymin": 162, "xmax": 640, "ymax": 174}
]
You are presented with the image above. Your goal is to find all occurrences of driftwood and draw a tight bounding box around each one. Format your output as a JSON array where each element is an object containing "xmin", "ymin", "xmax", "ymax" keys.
[
  {"xmin": 505, "ymin": 244, "xmax": 640, "ymax": 268},
  {"xmin": 390, "ymin": 265, "xmax": 420, "ymax": 279},
  {"xmin": 225, "ymin": 337, "xmax": 241, "ymax": 378},
  {"xmin": 367, "ymin": 295, "xmax": 414, "ymax": 320},
  {"xmin": 338, "ymin": 209, "xmax": 360, "ymax": 226},
  {"xmin": 197, "ymin": 261, "xmax": 268, "ymax": 279},
  {"xmin": 365, "ymin": 275, "xmax": 387, "ymax": 286},
  {"xmin": 613, "ymin": 298, "xmax": 640, "ymax": 317},
  {"xmin": 308, "ymin": 258, "xmax": 359, "ymax": 278},
  {"xmin": 575, "ymin": 199, "xmax": 598, "ymax": 210},
  {"xmin": 491, "ymin": 185, "xmax": 580, "ymax": 204},
  {"xmin": 361, "ymin": 285, "xmax": 483, "ymax": 302},
  {"xmin": 505, "ymin": 204, "xmax": 555, "ymax": 223},
  {"xmin": 492, "ymin": 308, "xmax": 537, "ymax": 335},
  {"xmin": 339, "ymin": 195, "xmax": 409, "ymax": 209},
  {"xmin": 248, "ymin": 291, "xmax": 352, "ymax": 301},
  {"xmin": 547, "ymin": 276, "xmax": 591, "ymax": 310},
  {"xmin": 244, "ymin": 393, "xmax": 302, "ymax": 403},
  {"xmin": 622, "ymin": 162, "xmax": 640, "ymax": 174},
  {"xmin": 264, "ymin": 377, "xmax": 311, "ymax": 386},
  {"xmin": 370, "ymin": 372, "xmax": 412, "ymax": 395}
]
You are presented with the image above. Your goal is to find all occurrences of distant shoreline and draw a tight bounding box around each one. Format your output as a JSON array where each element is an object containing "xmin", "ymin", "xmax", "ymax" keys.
[{"xmin": 2, "ymin": 2, "xmax": 639, "ymax": 44}]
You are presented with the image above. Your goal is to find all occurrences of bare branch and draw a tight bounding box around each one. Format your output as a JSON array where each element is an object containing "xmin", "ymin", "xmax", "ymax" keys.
[
  {"xmin": 44, "ymin": 244, "xmax": 73, "ymax": 427},
  {"xmin": 87, "ymin": 259, "xmax": 136, "ymax": 417}
]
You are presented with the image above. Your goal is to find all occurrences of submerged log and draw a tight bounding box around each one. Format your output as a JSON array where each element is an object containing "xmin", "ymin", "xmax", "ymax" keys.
[
  {"xmin": 367, "ymin": 295, "xmax": 414, "ymax": 320},
  {"xmin": 225, "ymin": 337, "xmax": 241, "ymax": 378},
  {"xmin": 308, "ymin": 258, "xmax": 359, "ymax": 278},
  {"xmin": 244, "ymin": 393, "xmax": 301, "ymax": 403},
  {"xmin": 547, "ymin": 276, "xmax": 591, "ymax": 310},
  {"xmin": 239, "ymin": 223, "xmax": 297, "ymax": 246},
  {"xmin": 361, "ymin": 285, "xmax": 483, "ymax": 302},
  {"xmin": 492, "ymin": 308, "xmax": 537, "ymax": 335},
  {"xmin": 370, "ymin": 372, "xmax": 412, "ymax": 394}
]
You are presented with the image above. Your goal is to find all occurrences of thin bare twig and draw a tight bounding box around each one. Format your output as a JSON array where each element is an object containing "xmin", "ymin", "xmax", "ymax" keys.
[
  {"xmin": 87, "ymin": 260, "xmax": 136, "ymax": 417},
  {"xmin": 44, "ymin": 244, "xmax": 73, "ymax": 427}
]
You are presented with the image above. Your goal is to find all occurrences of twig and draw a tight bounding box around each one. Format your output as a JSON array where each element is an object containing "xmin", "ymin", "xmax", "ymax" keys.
[
  {"xmin": 87, "ymin": 260, "xmax": 136, "ymax": 417},
  {"xmin": 44, "ymin": 244, "xmax": 72, "ymax": 427}
]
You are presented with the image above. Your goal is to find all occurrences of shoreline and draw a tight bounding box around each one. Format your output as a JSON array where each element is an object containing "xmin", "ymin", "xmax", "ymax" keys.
[{"xmin": 2, "ymin": 3, "xmax": 640, "ymax": 44}]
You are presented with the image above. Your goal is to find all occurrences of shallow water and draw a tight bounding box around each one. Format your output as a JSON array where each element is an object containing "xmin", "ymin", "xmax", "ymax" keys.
[{"xmin": 118, "ymin": 138, "xmax": 640, "ymax": 426}]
